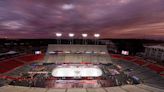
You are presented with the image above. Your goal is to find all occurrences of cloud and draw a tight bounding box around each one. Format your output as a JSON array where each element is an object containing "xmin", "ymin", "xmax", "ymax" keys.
[{"xmin": 0, "ymin": 0, "xmax": 164, "ymax": 39}]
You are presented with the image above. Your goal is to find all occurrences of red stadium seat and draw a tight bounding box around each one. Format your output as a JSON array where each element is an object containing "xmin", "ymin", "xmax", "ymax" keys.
[
  {"xmin": 122, "ymin": 56, "xmax": 136, "ymax": 61},
  {"xmin": 146, "ymin": 63, "xmax": 164, "ymax": 73},
  {"xmin": 132, "ymin": 59, "xmax": 146, "ymax": 66},
  {"xmin": 0, "ymin": 54, "xmax": 44, "ymax": 73},
  {"xmin": 0, "ymin": 68, "xmax": 9, "ymax": 73},
  {"xmin": 17, "ymin": 54, "xmax": 44, "ymax": 63},
  {"xmin": 0, "ymin": 60, "xmax": 23, "ymax": 69},
  {"xmin": 160, "ymin": 74, "xmax": 164, "ymax": 77},
  {"xmin": 111, "ymin": 54, "xmax": 122, "ymax": 59},
  {"xmin": 0, "ymin": 59, "xmax": 24, "ymax": 73}
]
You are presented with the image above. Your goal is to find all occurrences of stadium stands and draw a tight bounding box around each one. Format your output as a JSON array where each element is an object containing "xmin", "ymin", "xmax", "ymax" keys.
[
  {"xmin": 0, "ymin": 68, "xmax": 8, "ymax": 74},
  {"xmin": 0, "ymin": 60, "xmax": 24, "ymax": 73},
  {"xmin": 111, "ymin": 55, "xmax": 164, "ymax": 88},
  {"xmin": 133, "ymin": 60, "xmax": 146, "ymax": 66},
  {"xmin": 0, "ymin": 54, "xmax": 44, "ymax": 74},
  {"xmin": 111, "ymin": 54, "xmax": 164, "ymax": 74},
  {"xmin": 145, "ymin": 64, "xmax": 164, "ymax": 73},
  {"xmin": 46, "ymin": 54, "xmax": 111, "ymax": 63},
  {"xmin": 47, "ymin": 45, "xmax": 108, "ymax": 53},
  {"xmin": 0, "ymin": 84, "xmax": 163, "ymax": 92},
  {"xmin": 122, "ymin": 56, "xmax": 136, "ymax": 61},
  {"xmin": 0, "ymin": 45, "xmax": 163, "ymax": 92},
  {"xmin": 45, "ymin": 45, "xmax": 111, "ymax": 63},
  {"xmin": 110, "ymin": 54, "xmax": 122, "ymax": 59},
  {"xmin": 17, "ymin": 54, "xmax": 44, "ymax": 63},
  {"xmin": 160, "ymin": 74, "xmax": 164, "ymax": 77}
]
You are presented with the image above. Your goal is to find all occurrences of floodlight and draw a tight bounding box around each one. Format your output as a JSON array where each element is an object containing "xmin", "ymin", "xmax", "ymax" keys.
[
  {"xmin": 82, "ymin": 33, "xmax": 88, "ymax": 38},
  {"xmin": 68, "ymin": 33, "xmax": 75, "ymax": 37},
  {"xmin": 94, "ymin": 33, "xmax": 100, "ymax": 38},
  {"xmin": 56, "ymin": 33, "xmax": 62, "ymax": 37}
]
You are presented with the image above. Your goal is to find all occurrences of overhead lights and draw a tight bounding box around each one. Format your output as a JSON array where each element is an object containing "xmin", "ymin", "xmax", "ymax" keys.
[
  {"xmin": 68, "ymin": 33, "xmax": 75, "ymax": 37},
  {"xmin": 56, "ymin": 33, "xmax": 62, "ymax": 37},
  {"xmin": 82, "ymin": 33, "xmax": 88, "ymax": 38},
  {"xmin": 54, "ymin": 33, "xmax": 100, "ymax": 38},
  {"xmin": 94, "ymin": 33, "xmax": 100, "ymax": 38}
]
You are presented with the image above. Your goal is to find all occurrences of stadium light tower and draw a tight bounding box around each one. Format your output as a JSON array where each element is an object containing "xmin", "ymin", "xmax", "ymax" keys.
[
  {"xmin": 56, "ymin": 33, "xmax": 62, "ymax": 44},
  {"xmin": 68, "ymin": 33, "xmax": 75, "ymax": 44},
  {"xmin": 82, "ymin": 33, "xmax": 88, "ymax": 44},
  {"xmin": 94, "ymin": 33, "xmax": 100, "ymax": 45}
]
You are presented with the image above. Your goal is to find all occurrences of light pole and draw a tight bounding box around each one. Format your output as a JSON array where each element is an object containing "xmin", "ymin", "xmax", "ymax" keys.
[
  {"xmin": 56, "ymin": 33, "xmax": 62, "ymax": 44},
  {"xmin": 94, "ymin": 33, "xmax": 100, "ymax": 45},
  {"xmin": 82, "ymin": 33, "xmax": 88, "ymax": 45},
  {"xmin": 68, "ymin": 33, "xmax": 75, "ymax": 44}
]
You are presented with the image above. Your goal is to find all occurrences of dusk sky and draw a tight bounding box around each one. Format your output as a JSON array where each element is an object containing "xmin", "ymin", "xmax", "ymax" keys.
[{"xmin": 0, "ymin": 0, "xmax": 164, "ymax": 39}]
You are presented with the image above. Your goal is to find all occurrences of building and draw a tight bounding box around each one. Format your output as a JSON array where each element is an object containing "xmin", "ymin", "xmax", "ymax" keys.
[
  {"xmin": 106, "ymin": 41, "xmax": 118, "ymax": 53},
  {"xmin": 144, "ymin": 45, "xmax": 164, "ymax": 64}
]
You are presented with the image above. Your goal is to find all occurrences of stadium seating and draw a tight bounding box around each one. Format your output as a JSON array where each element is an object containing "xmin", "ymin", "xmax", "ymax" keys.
[
  {"xmin": 111, "ymin": 54, "xmax": 122, "ymax": 59},
  {"xmin": 145, "ymin": 64, "xmax": 164, "ymax": 73},
  {"xmin": 0, "ymin": 68, "xmax": 9, "ymax": 73},
  {"xmin": 111, "ymin": 54, "xmax": 164, "ymax": 74},
  {"xmin": 45, "ymin": 45, "xmax": 111, "ymax": 63},
  {"xmin": 47, "ymin": 45, "xmax": 108, "ymax": 54},
  {"xmin": 111, "ymin": 55, "xmax": 164, "ymax": 88},
  {"xmin": 0, "ymin": 60, "xmax": 24, "ymax": 73},
  {"xmin": 122, "ymin": 56, "xmax": 136, "ymax": 61},
  {"xmin": 0, "ymin": 54, "xmax": 44, "ymax": 74},
  {"xmin": 0, "ymin": 47, "xmax": 164, "ymax": 91},
  {"xmin": 0, "ymin": 84, "xmax": 163, "ymax": 92},
  {"xmin": 17, "ymin": 54, "xmax": 44, "ymax": 63},
  {"xmin": 46, "ymin": 54, "xmax": 112, "ymax": 63},
  {"xmin": 132, "ymin": 59, "xmax": 146, "ymax": 66},
  {"xmin": 160, "ymin": 74, "xmax": 164, "ymax": 77}
]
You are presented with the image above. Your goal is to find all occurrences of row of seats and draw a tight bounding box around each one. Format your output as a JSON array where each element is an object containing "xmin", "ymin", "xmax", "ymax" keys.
[
  {"xmin": 111, "ymin": 54, "xmax": 164, "ymax": 74},
  {"xmin": 0, "ymin": 60, "xmax": 24, "ymax": 73},
  {"xmin": 132, "ymin": 59, "xmax": 146, "ymax": 66},
  {"xmin": 47, "ymin": 45, "xmax": 108, "ymax": 54},
  {"xmin": 111, "ymin": 58, "xmax": 164, "ymax": 88},
  {"xmin": 46, "ymin": 54, "xmax": 111, "ymax": 64},
  {"xmin": 0, "ymin": 84, "xmax": 163, "ymax": 92},
  {"xmin": 45, "ymin": 45, "xmax": 109, "ymax": 64},
  {"xmin": 160, "ymin": 74, "xmax": 164, "ymax": 77},
  {"xmin": 111, "ymin": 54, "xmax": 122, "ymax": 59},
  {"xmin": 0, "ymin": 68, "xmax": 8, "ymax": 74},
  {"xmin": 146, "ymin": 63, "xmax": 164, "ymax": 73},
  {"xmin": 0, "ymin": 54, "xmax": 44, "ymax": 74},
  {"xmin": 17, "ymin": 54, "xmax": 44, "ymax": 63},
  {"xmin": 121, "ymin": 56, "xmax": 136, "ymax": 61}
]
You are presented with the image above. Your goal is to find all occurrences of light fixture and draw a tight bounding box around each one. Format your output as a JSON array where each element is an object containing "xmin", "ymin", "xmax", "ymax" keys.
[
  {"xmin": 56, "ymin": 33, "xmax": 62, "ymax": 37},
  {"xmin": 68, "ymin": 33, "xmax": 75, "ymax": 37},
  {"xmin": 82, "ymin": 33, "xmax": 88, "ymax": 38},
  {"xmin": 94, "ymin": 33, "xmax": 100, "ymax": 38}
]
